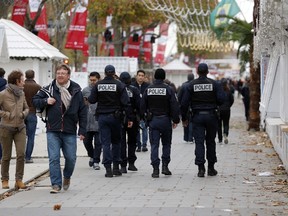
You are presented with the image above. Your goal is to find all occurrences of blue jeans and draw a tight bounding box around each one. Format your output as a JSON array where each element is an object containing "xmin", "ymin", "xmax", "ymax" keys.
[
  {"xmin": 25, "ymin": 113, "xmax": 38, "ymax": 160},
  {"xmin": 148, "ymin": 116, "xmax": 172, "ymax": 167},
  {"xmin": 98, "ymin": 114, "xmax": 122, "ymax": 167},
  {"xmin": 47, "ymin": 132, "xmax": 77, "ymax": 188},
  {"xmin": 137, "ymin": 120, "xmax": 148, "ymax": 148}
]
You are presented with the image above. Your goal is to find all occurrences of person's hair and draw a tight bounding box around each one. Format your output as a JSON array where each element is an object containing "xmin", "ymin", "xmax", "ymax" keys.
[
  {"xmin": 8, "ymin": 70, "xmax": 23, "ymax": 84},
  {"xmin": 0, "ymin": 68, "xmax": 5, "ymax": 78},
  {"xmin": 25, "ymin": 69, "xmax": 35, "ymax": 79},
  {"xmin": 56, "ymin": 64, "xmax": 71, "ymax": 74},
  {"xmin": 187, "ymin": 73, "xmax": 194, "ymax": 81},
  {"xmin": 89, "ymin": 71, "xmax": 100, "ymax": 79},
  {"xmin": 137, "ymin": 69, "xmax": 145, "ymax": 75}
]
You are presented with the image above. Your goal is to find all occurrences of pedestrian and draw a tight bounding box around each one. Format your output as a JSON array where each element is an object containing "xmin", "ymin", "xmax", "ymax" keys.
[
  {"xmin": 217, "ymin": 78, "xmax": 234, "ymax": 144},
  {"xmin": 119, "ymin": 71, "xmax": 141, "ymax": 173},
  {"xmin": 88, "ymin": 65, "xmax": 133, "ymax": 178},
  {"xmin": 141, "ymin": 68, "xmax": 180, "ymax": 178},
  {"xmin": 178, "ymin": 73, "xmax": 195, "ymax": 144},
  {"xmin": 0, "ymin": 70, "xmax": 29, "ymax": 190},
  {"xmin": 32, "ymin": 64, "xmax": 87, "ymax": 193},
  {"xmin": 82, "ymin": 72, "xmax": 102, "ymax": 170},
  {"xmin": 181, "ymin": 63, "xmax": 224, "ymax": 178},
  {"xmin": 132, "ymin": 69, "xmax": 150, "ymax": 152},
  {"xmin": 23, "ymin": 69, "xmax": 41, "ymax": 163},
  {"xmin": 0, "ymin": 67, "xmax": 7, "ymax": 165},
  {"xmin": 241, "ymin": 77, "xmax": 250, "ymax": 121}
]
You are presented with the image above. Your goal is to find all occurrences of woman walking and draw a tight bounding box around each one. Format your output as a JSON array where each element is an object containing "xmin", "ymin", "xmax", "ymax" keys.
[
  {"xmin": 0, "ymin": 70, "xmax": 29, "ymax": 190},
  {"xmin": 218, "ymin": 78, "xmax": 234, "ymax": 144}
]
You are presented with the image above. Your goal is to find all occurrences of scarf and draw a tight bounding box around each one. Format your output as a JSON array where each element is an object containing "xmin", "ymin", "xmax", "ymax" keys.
[
  {"xmin": 56, "ymin": 80, "xmax": 71, "ymax": 109},
  {"xmin": 7, "ymin": 84, "xmax": 24, "ymax": 97}
]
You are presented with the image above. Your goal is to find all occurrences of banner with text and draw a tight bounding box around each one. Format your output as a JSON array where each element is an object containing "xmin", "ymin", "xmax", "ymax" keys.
[
  {"xmin": 11, "ymin": 0, "xmax": 29, "ymax": 26},
  {"xmin": 65, "ymin": 1, "xmax": 88, "ymax": 50}
]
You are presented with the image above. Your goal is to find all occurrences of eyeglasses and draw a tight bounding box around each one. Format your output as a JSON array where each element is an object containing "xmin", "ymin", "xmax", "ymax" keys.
[{"xmin": 56, "ymin": 72, "xmax": 69, "ymax": 76}]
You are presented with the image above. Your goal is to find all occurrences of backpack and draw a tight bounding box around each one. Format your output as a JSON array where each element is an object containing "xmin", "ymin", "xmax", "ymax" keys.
[{"xmin": 36, "ymin": 83, "xmax": 53, "ymax": 123}]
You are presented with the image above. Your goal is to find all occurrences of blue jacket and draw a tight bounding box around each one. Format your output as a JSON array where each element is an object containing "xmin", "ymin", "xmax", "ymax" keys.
[{"xmin": 32, "ymin": 79, "xmax": 87, "ymax": 136}]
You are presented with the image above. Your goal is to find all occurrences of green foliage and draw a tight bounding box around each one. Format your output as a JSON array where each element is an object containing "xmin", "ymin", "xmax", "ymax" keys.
[{"xmin": 214, "ymin": 15, "xmax": 253, "ymax": 74}]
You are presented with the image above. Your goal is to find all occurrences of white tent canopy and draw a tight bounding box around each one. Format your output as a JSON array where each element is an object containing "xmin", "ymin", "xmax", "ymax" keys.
[
  {"xmin": 162, "ymin": 59, "xmax": 194, "ymax": 88},
  {"xmin": 0, "ymin": 19, "xmax": 67, "ymax": 60},
  {"xmin": 0, "ymin": 25, "xmax": 9, "ymax": 63},
  {"xmin": 163, "ymin": 59, "xmax": 193, "ymax": 71}
]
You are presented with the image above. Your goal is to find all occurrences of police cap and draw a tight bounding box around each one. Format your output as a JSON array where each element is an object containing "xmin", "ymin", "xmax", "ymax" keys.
[
  {"xmin": 119, "ymin": 71, "xmax": 131, "ymax": 84},
  {"xmin": 104, "ymin": 65, "xmax": 115, "ymax": 75},
  {"xmin": 154, "ymin": 68, "xmax": 166, "ymax": 80}
]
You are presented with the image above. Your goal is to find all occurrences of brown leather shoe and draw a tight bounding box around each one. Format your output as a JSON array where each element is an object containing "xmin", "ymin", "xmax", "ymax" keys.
[
  {"xmin": 15, "ymin": 180, "xmax": 27, "ymax": 190},
  {"xmin": 63, "ymin": 178, "xmax": 70, "ymax": 191},
  {"xmin": 2, "ymin": 180, "xmax": 9, "ymax": 189}
]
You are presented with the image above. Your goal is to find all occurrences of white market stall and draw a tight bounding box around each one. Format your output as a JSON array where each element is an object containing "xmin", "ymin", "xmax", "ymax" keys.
[
  {"xmin": 0, "ymin": 19, "xmax": 67, "ymax": 87},
  {"xmin": 162, "ymin": 59, "xmax": 195, "ymax": 88}
]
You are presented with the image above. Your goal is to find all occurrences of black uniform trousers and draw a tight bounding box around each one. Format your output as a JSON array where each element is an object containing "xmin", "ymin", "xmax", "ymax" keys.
[
  {"xmin": 120, "ymin": 119, "xmax": 138, "ymax": 167},
  {"xmin": 192, "ymin": 111, "xmax": 218, "ymax": 165}
]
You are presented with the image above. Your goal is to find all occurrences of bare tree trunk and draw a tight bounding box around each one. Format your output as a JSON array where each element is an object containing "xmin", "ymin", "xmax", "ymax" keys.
[{"xmin": 248, "ymin": 43, "xmax": 260, "ymax": 131}]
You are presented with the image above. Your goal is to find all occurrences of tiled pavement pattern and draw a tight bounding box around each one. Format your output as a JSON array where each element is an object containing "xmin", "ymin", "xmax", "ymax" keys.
[{"xmin": 0, "ymin": 98, "xmax": 288, "ymax": 216}]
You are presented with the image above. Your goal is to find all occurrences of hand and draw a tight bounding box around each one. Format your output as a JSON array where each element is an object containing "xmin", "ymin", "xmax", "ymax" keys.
[
  {"xmin": 172, "ymin": 123, "xmax": 178, "ymax": 129},
  {"xmin": 47, "ymin": 97, "xmax": 56, "ymax": 105},
  {"xmin": 79, "ymin": 135, "xmax": 85, "ymax": 141},
  {"xmin": 127, "ymin": 121, "xmax": 133, "ymax": 128},
  {"xmin": 182, "ymin": 120, "xmax": 188, "ymax": 127}
]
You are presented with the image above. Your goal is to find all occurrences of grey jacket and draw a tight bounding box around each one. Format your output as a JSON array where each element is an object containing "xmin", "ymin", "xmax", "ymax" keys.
[{"xmin": 82, "ymin": 85, "xmax": 99, "ymax": 132}]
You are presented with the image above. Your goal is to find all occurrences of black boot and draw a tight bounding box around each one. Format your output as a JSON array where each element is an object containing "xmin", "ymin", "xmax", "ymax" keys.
[
  {"xmin": 162, "ymin": 164, "xmax": 172, "ymax": 175},
  {"xmin": 128, "ymin": 163, "xmax": 138, "ymax": 171},
  {"xmin": 105, "ymin": 165, "xmax": 113, "ymax": 178},
  {"xmin": 208, "ymin": 163, "xmax": 218, "ymax": 176},
  {"xmin": 113, "ymin": 163, "xmax": 122, "ymax": 176},
  {"xmin": 152, "ymin": 166, "xmax": 159, "ymax": 178},
  {"xmin": 198, "ymin": 164, "xmax": 206, "ymax": 177},
  {"xmin": 121, "ymin": 166, "xmax": 127, "ymax": 174}
]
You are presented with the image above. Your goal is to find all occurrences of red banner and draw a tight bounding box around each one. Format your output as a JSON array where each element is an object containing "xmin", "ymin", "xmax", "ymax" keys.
[
  {"xmin": 154, "ymin": 23, "xmax": 169, "ymax": 65},
  {"xmin": 11, "ymin": 0, "xmax": 29, "ymax": 26},
  {"xmin": 123, "ymin": 35, "xmax": 141, "ymax": 58},
  {"xmin": 142, "ymin": 28, "xmax": 154, "ymax": 63},
  {"xmin": 65, "ymin": 3, "xmax": 88, "ymax": 50},
  {"xmin": 29, "ymin": 0, "xmax": 49, "ymax": 42}
]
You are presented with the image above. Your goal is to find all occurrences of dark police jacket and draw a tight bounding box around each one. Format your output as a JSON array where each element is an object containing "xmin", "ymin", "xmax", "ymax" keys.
[
  {"xmin": 88, "ymin": 76, "xmax": 132, "ymax": 120},
  {"xmin": 32, "ymin": 79, "xmax": 87, "ymax": 136},
  {"xmin": 125, "ymin": 84, "xmax": 141, "ymax": 122},
  {"xmin": 180, "ymin": 76, "xmax": 224, "ymax": 121},
  {"xmin": 141, "ymin": 80, "xmax": 180, "ymax": 124}
]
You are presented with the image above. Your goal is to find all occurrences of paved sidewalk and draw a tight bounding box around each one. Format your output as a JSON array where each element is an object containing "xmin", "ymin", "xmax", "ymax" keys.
[{"xmin": 0, "ymin": 98, "xmax": 288, "ymax": 216}]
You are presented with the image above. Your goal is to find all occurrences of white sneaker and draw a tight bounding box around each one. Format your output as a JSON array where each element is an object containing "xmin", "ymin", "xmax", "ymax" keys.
[
  {"xmin": 224, "ymin": 135, "xmax": 228, "ymax": 144},
  {"xmin": 93, "ymin": 163, "xmax": 100, "ymax": 170}
]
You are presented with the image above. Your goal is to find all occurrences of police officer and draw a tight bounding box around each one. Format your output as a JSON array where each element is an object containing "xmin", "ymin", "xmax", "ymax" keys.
[
  {"xmin": 88, "ymin": 65, "xmax": 133, "ymax": 178},
  {"xmin": 141, "ymin": 68, "xmax": 180, "ymax": 178},
  {"xmin": 181, "ymin": 63, "xmax": 224, "ymax": 177},
  {"xmin": 119, "ymin": 72, "xmax": 141, "ymax": 173}
]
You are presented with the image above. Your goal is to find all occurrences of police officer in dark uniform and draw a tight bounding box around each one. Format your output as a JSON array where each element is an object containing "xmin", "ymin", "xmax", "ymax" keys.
[
  {"xmin": 181, "ymin": 63, "xmax": 224, "ymax": 177},
  {"xmin": 119, "ymin": 72, "xmax": 141, "ymax": 173},
  {"xmin": 88, "ymin": 65, "xmax": 133, "ymax": 178},
  {"xmin": 141, "ymin": 68, "xmax": 180, "ymax": 178}
]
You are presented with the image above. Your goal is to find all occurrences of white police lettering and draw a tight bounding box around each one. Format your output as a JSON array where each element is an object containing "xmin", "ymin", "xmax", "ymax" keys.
[
  {"xmin": 98, "ymin": 84, "xmax": 117, "ymax": 91},
  {"xmin": 126, "ymin": 88, "xmax": 133, "ymax": 97},
  {"xmin": 147, "ymin": 88, "xmax": 166, "ymax": 95},
  {"xmin": 194, "ymin": 84, "xmax": 213, "ymax": 92}
]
